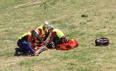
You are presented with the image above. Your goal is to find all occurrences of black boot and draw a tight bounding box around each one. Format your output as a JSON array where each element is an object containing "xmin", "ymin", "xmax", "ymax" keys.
[{"xmin": 14, "ymin": 48, "xmax": 22, "ymax": 56}]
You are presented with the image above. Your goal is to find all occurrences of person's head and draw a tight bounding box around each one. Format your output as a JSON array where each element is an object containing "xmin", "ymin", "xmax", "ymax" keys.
[
  {"xmin": 43, "ymin": 21, "xmax": 54, "ymax": 32},
  {"xmin": 42, "ymin": 21, "xmax": 49, "ymax": 33},
  {"xmin": 47, "ymin": 25, "xmax": 54, "ymax": 33},
  {"xmin": 43, "ymin": 21, "xmax": 49, "ymax": 29},
  {"xmin": 31, "ymin": 30, "xmax": 39, "ymax": 39}
]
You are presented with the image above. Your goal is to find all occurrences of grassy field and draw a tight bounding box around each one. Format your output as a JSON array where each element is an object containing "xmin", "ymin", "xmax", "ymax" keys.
[{"xmin": 0, "ymin": 0, "xmax": 116, "ymax": 71}]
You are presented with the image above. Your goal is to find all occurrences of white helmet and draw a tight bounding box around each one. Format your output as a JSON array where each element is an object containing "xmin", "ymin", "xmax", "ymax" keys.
[
  {"xmin": 44, "ymin": 20, "xmax": 49, "ymax": 28},
  {"xmin": 44, "ymin": 20, "xmax": 49, "ymax": 25},
  {"xmin": 44, "ymin": 20, "xmax": 54, "ymax": 29},
  {"xmin": 47, "ymin": 24, "xmax": 54, "ymax": 30}
]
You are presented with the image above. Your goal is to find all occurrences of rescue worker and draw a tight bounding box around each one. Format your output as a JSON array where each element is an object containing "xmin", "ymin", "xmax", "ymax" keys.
[
  {"xmin": 35, "ymin": 25, "xmax": 67, "ymax": 54},
  {"xmin": 31, "ymin": 21, "xmax": 51, "ymax": 55},
  {"xmin": 15, "ymin": 30, "xmax": 41, "ymax": 56},
  {"xmin": 45, "ymin": 25, "xmax": 67, "ymax": 49},
  {"xmin": 35, "ymin": 21, "xmax": 49, "ymax": 41}
]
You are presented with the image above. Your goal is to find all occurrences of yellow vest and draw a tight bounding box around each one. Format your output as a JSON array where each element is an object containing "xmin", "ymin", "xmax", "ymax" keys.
[
  {"xmin": 36, "ymin": 25, "xmax": 45, "ymax": 36},
  {"xmin": 53, "ymin": 29, "xmax": 64, "ymax": 38},
  {"xmin": 19, "ymin": 32, "xmax": 31, "ymax": 39}
]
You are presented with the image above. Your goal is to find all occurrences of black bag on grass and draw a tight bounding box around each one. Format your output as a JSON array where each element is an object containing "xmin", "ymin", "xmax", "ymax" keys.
[{"xmin": 95, "ymin": 37, "xmax": 109, "ymax": 46}]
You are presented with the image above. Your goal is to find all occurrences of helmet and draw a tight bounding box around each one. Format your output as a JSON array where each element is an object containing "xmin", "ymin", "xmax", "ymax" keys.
[
  {"xmin": 47, "ymin": 24, "xmax": 54, "ymax": 30},
  {"xmin": 44, "ymin": 20, "xmax": 49, "ymax": 25},
  {"xmin": 44, "ymin": 21, "xmax": 49, "ymax": 28},
  {"xmin": 31, "ymin": 30, "xmax": 39, "ymax": 38},
  {"xmin": 31, "ymin": 30, "xmax": 42, "ymax": 41},
  {"xmin": 44, "ymin": 20, "xmax": 54, "ymax": 30}
]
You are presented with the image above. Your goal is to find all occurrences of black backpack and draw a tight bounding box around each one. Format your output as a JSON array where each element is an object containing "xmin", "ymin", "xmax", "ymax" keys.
[{"xmin": 95, "ymin": 37, "xmax": 109, "ymax": 46}]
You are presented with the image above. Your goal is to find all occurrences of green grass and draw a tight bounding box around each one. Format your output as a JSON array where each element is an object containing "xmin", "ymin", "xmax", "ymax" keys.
[{"xmin": 0, "ymin": 0, "xmax": 116, "ymax": 71}]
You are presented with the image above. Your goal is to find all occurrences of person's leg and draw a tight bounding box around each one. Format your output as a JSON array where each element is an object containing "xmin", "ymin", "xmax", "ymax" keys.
[
  {"xmin": 60, "ymin": 37, "xmax": 67, "ymax": 43},
  {"xmin": 17, "ymin": 40, "xmax": 35, "ymax": 55},
  {"xmin": 26, "ymin": 42, "xmax": 35, "ymax": 55},
  {"xmin": 14, "ymin": 48, "xmax": 21, "ymax": 56},
  {"xmin": 15, "ymin": 40, "xmax": 25, "ymax": 56},
  {"xmin": 53, "ymin": 37, "xmax": 60, "ymax": 47}
]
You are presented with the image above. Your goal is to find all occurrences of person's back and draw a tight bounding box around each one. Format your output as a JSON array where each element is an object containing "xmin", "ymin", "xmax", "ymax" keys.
[
  {"xmin": 18, "ymin": 31, "xmax": 38, "ymax": 47},
  {"xmin": 35, "ymin": 22, "xmax": 49, "ymax": 41},
  {"xmin": 18, "ymin": 32, "xmax": 31, "ymax": 42},
  {"xmin": 52, "ymin": 29, "xmax": 65, "ymax": 38},
  {"xmin": 46, "ymin": 27, "xmax": 67, "ymax": 48},
  {"xmin": 15, "ymin": 30, "xmax": 40, "ymax": 56},
  {"xmin": 36, "ymin": 25, "xmax": 45, "ymax": 36}
]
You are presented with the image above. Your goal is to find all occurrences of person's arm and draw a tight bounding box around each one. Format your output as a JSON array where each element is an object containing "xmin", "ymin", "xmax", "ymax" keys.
[
  {"xmin": 34, "ymin": 32, "xmax": 56, "ymax": 55},
  {"xmin": 35, "ymin": 45, "xmax": 48, "ymax": 55}
]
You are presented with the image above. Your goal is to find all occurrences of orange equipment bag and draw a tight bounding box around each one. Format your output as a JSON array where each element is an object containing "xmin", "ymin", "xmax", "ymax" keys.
[{"xmin": 56, "ymin": 39, "xmax": 79, "ymax": 50}]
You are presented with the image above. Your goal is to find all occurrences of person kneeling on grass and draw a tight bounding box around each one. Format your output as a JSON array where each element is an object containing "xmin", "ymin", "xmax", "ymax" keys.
[
  {"xmin": 35, "ymin": 24, "xmax": 67, "ymax": 55},
  {"xmin": 14, "ymin": 30, "xmax": 42, "ymax": 56},
  {"xmin": 35, "ymin": 21, "xmax": 50, "ymax": 41},
  {"xmin": 46, "ymin": 25, "xmax": 67, "ymax": 49},
  {"xmin": 23, "ymin": 24, "xmax": 78, "ymax": 55}
]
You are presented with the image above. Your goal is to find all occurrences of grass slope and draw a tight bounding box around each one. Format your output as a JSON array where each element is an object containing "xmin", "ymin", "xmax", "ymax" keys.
[{"xmin": 0, "ymin": 0, "xmax": 116, "ymax": 71}]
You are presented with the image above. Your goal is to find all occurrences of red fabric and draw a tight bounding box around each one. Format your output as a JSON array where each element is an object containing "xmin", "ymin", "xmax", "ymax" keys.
[
  {"xmin": 36, "ymin": 28, "xmax": 46, "ymax": 41},
  {"xmin": 49, "ymin": 32, "xmax": 57, "ymax": 42},
  {"xmin": 27, "ymin": 35, "xmax": 32, "ymax": 42},
  {"xmin": 67, "ymin": 39, "xmax": 78, "ymax": 47},
  {"xmin": 27, "ymin": 35, "xmax": 39, "ymax": 49},
  {"xmin": 27, "ymin": 35, "xmax": 34, "ymax": 47},
  {"xmin": 56, "ymin": 43, "xmax": 71, "ymax": 50},
  {"xmin": 56, "ymin": 39, "xmax": 78, "ymax": 50},
  {"xmin": 33, "ymin": 39, "xmax": 79, "ymax": 51}
]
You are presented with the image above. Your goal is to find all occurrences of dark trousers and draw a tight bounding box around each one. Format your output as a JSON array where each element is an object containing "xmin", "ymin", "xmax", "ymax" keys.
[
  {"xmin": 53, "ymin": 37, "xmax": 61, "ymax": 46},
  {"xmin": 17, "ymin": 39, "xmax": 34, "ymax": 54}
]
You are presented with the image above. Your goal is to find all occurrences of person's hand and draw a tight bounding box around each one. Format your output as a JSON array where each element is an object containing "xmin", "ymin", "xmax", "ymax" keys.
[
  {"xmin": 35, "ymin": 45, "xmax": 48, "ymax": 55},
  {"xmin": 34, "ymin": 53, "xmax": 39, "ymax": 56},
  {"xmin": 51, "ymin": 42, "xmax": 55, "ymax": 48}
]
